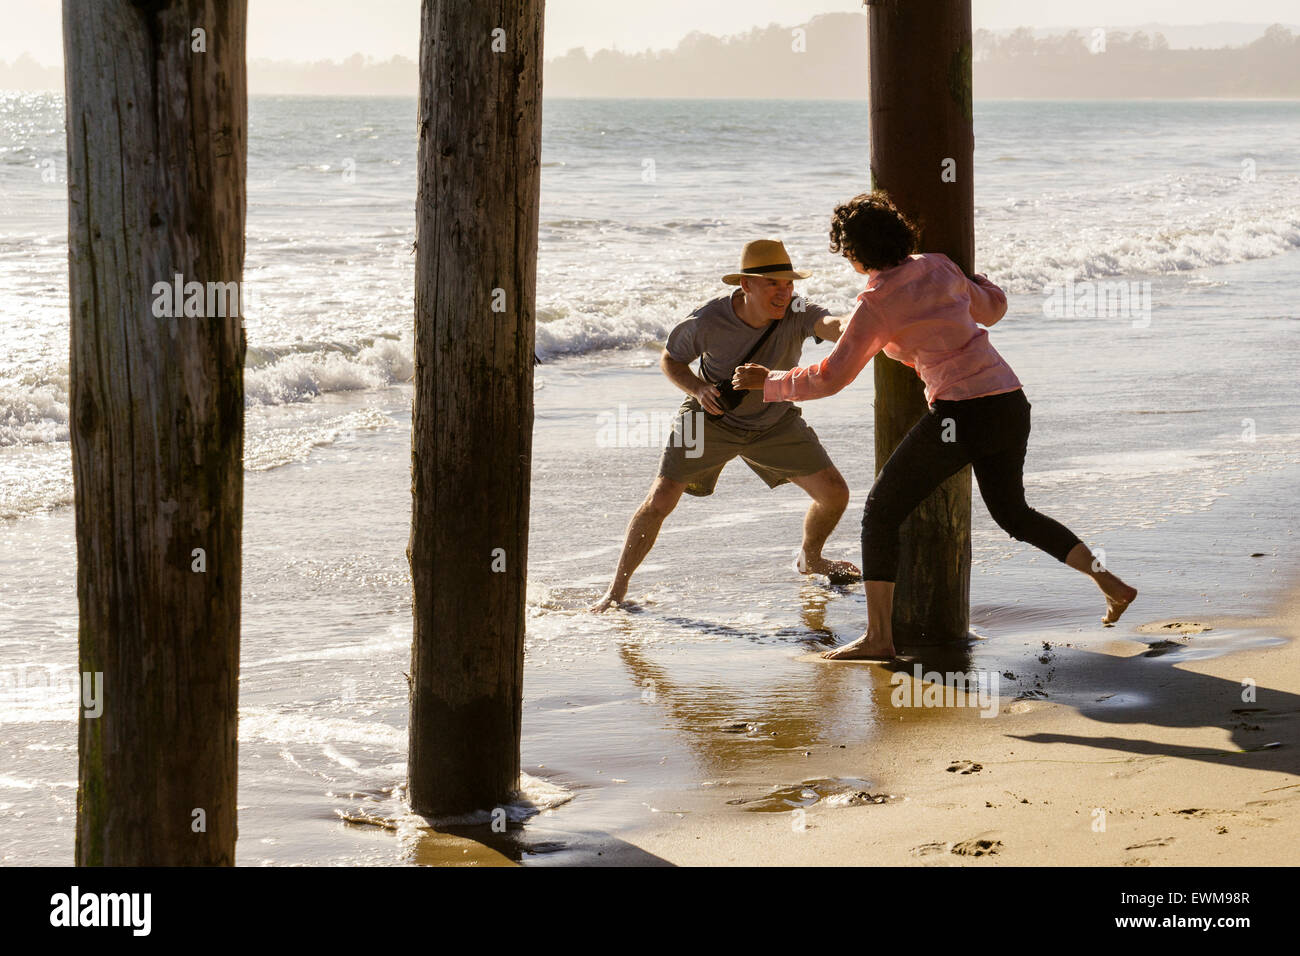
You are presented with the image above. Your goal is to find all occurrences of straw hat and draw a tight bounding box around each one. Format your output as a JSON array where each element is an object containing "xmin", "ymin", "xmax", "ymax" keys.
[{"xmin": 722, "ymin": 239, "xmax": 812, "ymax": 285}]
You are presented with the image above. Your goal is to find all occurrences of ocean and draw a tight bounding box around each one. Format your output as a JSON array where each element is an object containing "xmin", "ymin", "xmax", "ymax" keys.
[{"xmin": 2, "ymin": 95, "xmax": 1299, "ymax": 863}]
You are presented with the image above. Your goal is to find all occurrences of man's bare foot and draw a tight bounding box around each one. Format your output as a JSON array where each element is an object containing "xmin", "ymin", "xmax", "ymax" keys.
[
  {"xmin": 821, "ymin": 631, "xmax": 897, "ymax": 661},
  {"xmin": 1101, "ymin": 582, "xmax": 1138, "ymax": 626},
  {"xmin": 588, "ymin": 592, "xmax": 625, "ymax": 613},
  {"xmin": 795, "ymin": 550, "xmax": 863, "ymax": 585}
]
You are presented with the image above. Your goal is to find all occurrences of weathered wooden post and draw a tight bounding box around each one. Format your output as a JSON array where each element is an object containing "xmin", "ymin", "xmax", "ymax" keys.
[
  {"xmin": 867, "ymin": 0, "xmax": 974, "ymax": 643},
  {"xmin": 64, "ymin": 1, "xmax": 247, "ymax": 864},
  {"xmin": 408, "ymin": 0, "xmax": 544, "ymax": 813}
]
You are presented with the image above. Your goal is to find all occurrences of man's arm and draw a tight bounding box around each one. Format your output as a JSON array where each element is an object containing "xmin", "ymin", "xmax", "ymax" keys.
[
  {"xmin": 661, "ymin": 350, "xmax": 725, "ymax": 416},
  {"xmin": 812, "ymin": 313, "xmax": 851, "ymax": 342}
]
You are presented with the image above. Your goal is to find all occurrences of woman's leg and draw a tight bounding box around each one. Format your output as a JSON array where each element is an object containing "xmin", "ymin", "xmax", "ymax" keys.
[
  {"xmin": 1062, "ymin": 541, "xmax": 1139, "ymax": 625},
  {"xmin": 971, "ymin": 407, "xmax": 1138, "ymax": 625},
  {"xmin": 823, "ymin": 410, "xmax": 972, "ymax": 660}
]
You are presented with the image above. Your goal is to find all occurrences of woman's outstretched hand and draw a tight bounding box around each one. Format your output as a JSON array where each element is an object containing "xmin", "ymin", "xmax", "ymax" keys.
[{"xmin": 732, "ymin": 364, "xmax": 769, "ymax": 391}]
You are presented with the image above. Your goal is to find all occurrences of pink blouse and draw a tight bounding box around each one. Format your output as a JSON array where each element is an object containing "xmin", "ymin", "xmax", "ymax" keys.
[{"xmin": 763, "ymin": 253, "xmax": 1022, "ymax": 407}]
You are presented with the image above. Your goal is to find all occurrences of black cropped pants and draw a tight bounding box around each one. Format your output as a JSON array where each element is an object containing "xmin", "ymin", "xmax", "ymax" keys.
[{"xmin": 861, "ymin": 388, "xmax": 1082, "ymax": 582}]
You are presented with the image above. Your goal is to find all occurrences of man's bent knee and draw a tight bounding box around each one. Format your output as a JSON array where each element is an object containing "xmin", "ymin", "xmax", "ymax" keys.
[
  {"xmin": 824, "ymin": 473, "xmax": 850, "ymax": 512},
  {"xmin": 796, "ymin": 466, "xmax": 850, "ymax": 511},
  {"xmin": 644, "ymin": 476, "xmax": 686, "ymax": 519}
]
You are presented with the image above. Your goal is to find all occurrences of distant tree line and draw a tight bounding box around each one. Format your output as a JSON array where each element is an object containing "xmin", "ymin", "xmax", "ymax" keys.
[
  {"xmin": 544, "ymin": 16, "xmax": 1300, "ymax": 99},
  {"xmin": 545, "ymin": 14, "xmax": 867, "ymax": 99},
  {"xmin": 973, "ymin": 24, "xmax": 1300, "ymax": 97},
  {"xmin": 6, "ymin": 17, "xmax": 1298, "ymax": 98}
]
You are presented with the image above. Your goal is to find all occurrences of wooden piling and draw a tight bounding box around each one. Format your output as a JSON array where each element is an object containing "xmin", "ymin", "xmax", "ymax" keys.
[
  {"xmin": 408, "ymin": 1, "xmax": 544, "ymax": 814},
  {"xmin": 65, "ymin": 0, "xmax": 247, "ymax": 864},
  {"xmin": 867, "ymin": 0, "xmax": 975, "ymax": 643}
]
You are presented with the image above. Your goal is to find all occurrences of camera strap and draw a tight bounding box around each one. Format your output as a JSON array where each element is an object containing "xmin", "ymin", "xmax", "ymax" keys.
[{"xmin": 702, "ymin": 316, "xmax": 779, "ymax": 385}]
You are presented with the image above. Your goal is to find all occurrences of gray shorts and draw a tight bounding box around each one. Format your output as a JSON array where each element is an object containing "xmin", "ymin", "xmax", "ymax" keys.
[{"xmin": 658, "ymin": 397, "xmax": 834, "ymax": 497}]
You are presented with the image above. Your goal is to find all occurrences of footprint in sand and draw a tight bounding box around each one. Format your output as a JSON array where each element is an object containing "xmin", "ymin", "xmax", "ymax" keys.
[
  {"xmin": 1008, "ymin": 698, "xmax": 1048, "ymax": 714},
  {"xmin": 1141, "ymin": 639, "xmax": 1185, "ymax": 658},
  {"xmin": 910, "ymin": 841, "xmax": 949, "ymax": 858},
  {"xmin": 1177, "ymin": 805, "xmax": 1280, "ymax": 827},
  {"xmin": 1124, "ymin": 836, "xmax": 1175, "ymax": 850},
  {"xmin": 951, "ymin": 834, "xmax": 1003, "ymax": 857},
  {"xmin": 1137, "ymin": 620, "xmax": 1213, "ymax": 635},
  {"xmin": 946, "ymin": 760, "xmax": 983, "ymax": 774}
]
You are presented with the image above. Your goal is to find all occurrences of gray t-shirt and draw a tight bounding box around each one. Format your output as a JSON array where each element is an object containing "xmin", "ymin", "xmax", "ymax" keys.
[{"xmin": 665, "ymin": 291, "xmax": 830, "ymax": 431}]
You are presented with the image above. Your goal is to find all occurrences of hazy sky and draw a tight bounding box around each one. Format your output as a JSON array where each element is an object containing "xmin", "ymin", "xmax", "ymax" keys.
[{"xmin": 4, "ymin": 0, "xmax": 1299, "ymax": 65}]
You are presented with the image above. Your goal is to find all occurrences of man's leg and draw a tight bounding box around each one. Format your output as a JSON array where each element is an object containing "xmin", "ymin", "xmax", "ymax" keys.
[
  {"xmin": 589, "ymin": 475, "xmax": 687, "ymax": 612},
  {"xmin": 736, "ymin": 410, "xmax": 860, "ymax": 584},
  {"xmin": 788, "ymin": 466, "xmax": 861, "ymax": 583}
]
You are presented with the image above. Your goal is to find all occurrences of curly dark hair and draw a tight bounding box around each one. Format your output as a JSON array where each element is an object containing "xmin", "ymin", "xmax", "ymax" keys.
[{"xmin": 828, "ymin": 191, "xmax": 918, "ymax": 271}]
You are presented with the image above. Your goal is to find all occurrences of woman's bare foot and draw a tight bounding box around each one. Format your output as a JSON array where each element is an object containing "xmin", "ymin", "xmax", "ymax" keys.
[
  {"xmin": 1065, "ymin": 543, "xmax": 1138, "ymax": 627},
  {"xmin": 821, "ymin": 630, "xmax": 897, "ymax": 661},
  {"xmin": 795, "ymin": 550, "xmax": 863, "ymax": 585},
  {"xmin": 1101, "ymin": 581, "xmax": 1138, "ymax": 626}
]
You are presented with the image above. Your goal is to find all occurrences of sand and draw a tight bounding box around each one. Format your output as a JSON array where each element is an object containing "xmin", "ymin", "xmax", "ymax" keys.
[{"xmin": 539, "ymin": 579, "xmax": 1300, "ymax": 867}]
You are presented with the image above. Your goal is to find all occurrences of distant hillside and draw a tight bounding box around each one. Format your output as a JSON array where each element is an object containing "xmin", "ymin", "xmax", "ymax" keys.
[
  {"xmin": 0, "ymin": 53, "xmax": 60, "ymax": 91},
  {"xmin": 994, "ymin": 21, "xmax": 1300, "ymax": 50},
  {"xmin": 4, "ymin": 16, "xmax": 1299, "ymax": 98},
  {"xmin": 544, "ymin": 14, "xmax": 1300, "ymax": 99},
  {"xmin": 249, "ymin": 53, "xmax": 416, "ymax": 96},
  {"xmin": 974, "ymin": 23, "xmax": 1300, "ymax": 98},
  {"xmin": 547, "ymin": 14, "xmax": 865, "ymax": 100}
]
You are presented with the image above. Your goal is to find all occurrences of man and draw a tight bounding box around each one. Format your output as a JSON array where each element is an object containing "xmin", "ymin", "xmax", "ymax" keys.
[{"xmin": 589, "ymin": 239, "xmax": 861, "ymax": 613}]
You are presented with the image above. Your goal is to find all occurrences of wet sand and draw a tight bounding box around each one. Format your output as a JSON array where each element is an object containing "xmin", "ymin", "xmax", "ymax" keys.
[
  {"xmin": 520, "ymin": 584, "xmax": 1300, "ymax": 867},
  {"xmin": 387, "ymin": 539, "xmax": 1300, "ymax": 867}
]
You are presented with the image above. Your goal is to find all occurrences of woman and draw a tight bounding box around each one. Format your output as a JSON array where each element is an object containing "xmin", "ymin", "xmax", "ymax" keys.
[{"xmin": 732, "ymin": 191, "xmax": 1137, "ymax": 661}]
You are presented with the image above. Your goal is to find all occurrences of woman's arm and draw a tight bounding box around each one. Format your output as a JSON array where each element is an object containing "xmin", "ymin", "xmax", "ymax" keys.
[
  {"xmin": 734, "ymin": 298, "xmax": 885, "ymax": 402},
  {"xmin": 968, "ymin": 273, "xmax": 1008, "ymax": 327}
]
